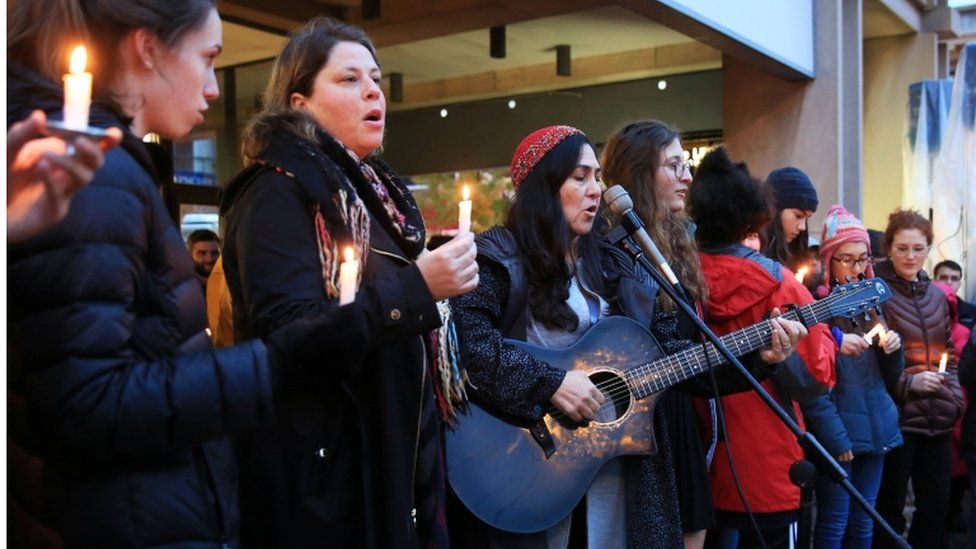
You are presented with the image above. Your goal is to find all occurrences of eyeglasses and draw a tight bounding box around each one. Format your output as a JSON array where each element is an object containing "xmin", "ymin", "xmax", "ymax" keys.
[
  {"xmin": 831, "ymin": 256, "xmax": 870, "ymax": 268},
  {"xmin": 663, "ymin": 161, "xmax": 692, "ymax": 180},
  {"xmin": 891, "ymin": 246, "xmax": 929, "ymax": 258}
]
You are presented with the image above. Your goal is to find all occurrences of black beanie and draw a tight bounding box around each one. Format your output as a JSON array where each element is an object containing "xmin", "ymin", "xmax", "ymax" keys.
[{"xmin": 766, "ymin": 166, "xmax": 819, "ymax": 212}]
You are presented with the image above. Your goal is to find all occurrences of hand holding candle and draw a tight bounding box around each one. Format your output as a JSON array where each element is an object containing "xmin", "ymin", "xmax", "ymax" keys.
[
  {"xmin": 458, "ymin": 185, "xmax": 472, "ymax": 234},
  {"xmin": 794, "ymin": 266, "xmax": 809, "ymax": 284},
  {"xmin": 863, "ymin": 323, "xmax": 885, "ymax": 345},
  {"xmin": 63, "ymin": 46, "xmax": 93, "ymax": 129},
  {"xmin": 339, "ymin": 246, "xmax": 359, "ymax": 305}
]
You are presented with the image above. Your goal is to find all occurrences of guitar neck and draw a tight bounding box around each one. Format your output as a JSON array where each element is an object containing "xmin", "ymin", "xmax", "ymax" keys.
[{"xmin": 629, "ymin": 300, "xmax": 832, "ymax": 400}]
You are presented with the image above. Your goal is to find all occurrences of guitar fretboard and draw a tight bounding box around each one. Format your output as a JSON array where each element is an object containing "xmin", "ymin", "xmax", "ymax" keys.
[{"xmin": 626, "ymin": 289, "xmax": 869, "ymax": 400}]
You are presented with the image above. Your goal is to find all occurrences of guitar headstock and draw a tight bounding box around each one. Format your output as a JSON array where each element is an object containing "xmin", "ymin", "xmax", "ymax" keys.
[{"xmin": 822, "ymin": 279, "xmax": 893, "ymax": 320}]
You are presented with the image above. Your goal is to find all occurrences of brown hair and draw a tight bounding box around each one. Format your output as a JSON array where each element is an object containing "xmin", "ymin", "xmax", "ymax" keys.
[
  {"xmin": 9, "ymin": 0, "xmax": 215, "ymax": 100},
  {"xmin": 240, "ymin": 16, "xmax": 378, "ymax": 162},
  {"xmin": 882, "ymin": 208, "xmax": 933, "ymax": 254},
  {"xmin": 601, "ymin": 120, "xmax": 707, "ymax": 307}
]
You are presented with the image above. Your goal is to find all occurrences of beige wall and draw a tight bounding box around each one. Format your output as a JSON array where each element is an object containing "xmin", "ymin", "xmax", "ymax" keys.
[
  {"xmin": 862, "ymin": 32, "xmax": 938, "ymax": 231},
  {"xmin": 721, "ymin": 0, "xmax": 858, "ymax": 235}
]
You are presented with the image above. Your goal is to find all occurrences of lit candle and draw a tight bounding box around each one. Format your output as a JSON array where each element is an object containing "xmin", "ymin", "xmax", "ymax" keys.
[
  {"xmin": 863, "ymin": 323, "xmax": 885, "ymax": 345},
  {"xmin": 458, "ymin": 185, "xmax": 472, "ymax": 234},
  {"xmin": 339, "ymin": 247, "xmax": 359, "ymax": 306},
  {"xmin": 63, "ymin": 46, "xmax": 92, "ymax": 129},
  {"xmin": 938, "ymin": 352, "xmax": 948, "ymax": 374},
  {"xmin": 795, "ymin": 266, "xmax": 809, "ymax": 283}
]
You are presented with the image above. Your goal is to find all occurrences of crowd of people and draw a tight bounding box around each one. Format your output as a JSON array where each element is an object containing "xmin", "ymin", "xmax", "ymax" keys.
[{"xmin": 7, "ymin": 1, "xmax": 976, "ymax": 548}]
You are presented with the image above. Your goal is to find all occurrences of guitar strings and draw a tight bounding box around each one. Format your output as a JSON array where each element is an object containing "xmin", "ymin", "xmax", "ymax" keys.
[{"xmin": 542, "ymin": 294, "xmax": 862, "ymax": 422}]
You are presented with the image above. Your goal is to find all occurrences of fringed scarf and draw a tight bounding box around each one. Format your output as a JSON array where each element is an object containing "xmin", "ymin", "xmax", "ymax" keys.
[{"xmin": 256, "ymin": 126, "xmax": 468, "ymax": 424}]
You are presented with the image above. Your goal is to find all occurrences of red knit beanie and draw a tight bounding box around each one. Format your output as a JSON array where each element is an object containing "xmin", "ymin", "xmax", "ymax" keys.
[{"xmin": 510, "ymin": 125, "xmax": 584, "ymax": 188}]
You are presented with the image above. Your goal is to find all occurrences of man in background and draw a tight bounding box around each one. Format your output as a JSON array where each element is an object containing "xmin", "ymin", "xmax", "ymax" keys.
[
  {"xmin": 935, "ymin": 260, "xmax": 976, "ymax": 329},
  {"xmin": 186, "ymin": 229, "xmax": 221, "ymax": 296}
]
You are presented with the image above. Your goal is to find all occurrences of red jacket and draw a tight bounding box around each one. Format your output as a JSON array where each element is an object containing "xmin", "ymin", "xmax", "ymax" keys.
[{"xmin": 697, "ymin": 246, "xmax": 835, "ymax": 513}]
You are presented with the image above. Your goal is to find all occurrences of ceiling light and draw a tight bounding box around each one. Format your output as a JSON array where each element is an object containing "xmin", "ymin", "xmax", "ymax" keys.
[
  {"xmin": 440, "ymin": 108, "xmax": 448, "ymax": 118},
  {"xmin": 657, "ymin": 80, "xmax": 667, "ymax": 90},
  {"xmin": 508, "ymin": 99, "xmax": 517, "ymax": 109}
]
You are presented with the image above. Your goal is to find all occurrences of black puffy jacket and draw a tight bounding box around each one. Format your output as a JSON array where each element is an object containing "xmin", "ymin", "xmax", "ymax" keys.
[{"xmin": 8, "ymin": 67, "xmax": 276, "ymax": 548}]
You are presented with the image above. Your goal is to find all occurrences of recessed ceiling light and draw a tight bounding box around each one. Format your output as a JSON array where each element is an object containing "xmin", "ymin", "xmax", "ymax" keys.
[
  {"xmin": 657, "ymin": 80, "xmax": 667, "ymax": 90},
  {"xmin": 440, "ymin": 108, "xmax": 448, "ymax": 118},
  {"xmin": 508, "ymin": 99, "xmax": 517, "ymax": 109}
]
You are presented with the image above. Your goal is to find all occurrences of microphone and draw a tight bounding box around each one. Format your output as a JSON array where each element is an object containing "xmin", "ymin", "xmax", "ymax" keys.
[{"xmin": 603, "ymin": 184, "xmax": 682, "ymax": 289}]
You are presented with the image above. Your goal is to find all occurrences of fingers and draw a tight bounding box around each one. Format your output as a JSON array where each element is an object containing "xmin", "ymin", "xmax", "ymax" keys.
[
  {"xmin": 99, "ymin": 127, "xmax": 124, "ymax": 152},
  {"xmin": 40, "ymin": 149, "xmax": 97, "ymax": 200},
  {"xmin": 7, "ymin": 111, "xmax": 47, "ymax": 164}
]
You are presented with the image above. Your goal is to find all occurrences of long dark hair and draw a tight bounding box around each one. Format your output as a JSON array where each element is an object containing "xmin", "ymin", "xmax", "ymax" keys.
[
  {"xmin": 763, "ymin": 209, "xmax": 809, "ymax": 272},
  {"xmin": 240, "ymin": 16, "xmax": 378, "ymax": 162},
  {"xmin": 601, "ymin": 120, "xmax": 706, "ymax": 308},
  {"xmin": 9, "ymin": 0, "xmax": 216, "ymax": 100},
  {"xmin": 506, "ymin": 134, "xmax": 604, "ymax": 332}
]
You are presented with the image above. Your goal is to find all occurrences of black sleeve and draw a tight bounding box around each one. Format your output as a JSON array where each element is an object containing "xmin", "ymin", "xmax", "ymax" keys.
[
  {"xmin": 454, "ymin": 260, "xmax": 566, "ymax": 420},
  {"xmin": 959, "ymin": 330, "xmax": 976, "ymax": 390},
  {"xmin": 232, "ymin": 171, "xmax": 440, "ymax": 349},
  {"xmin": 650, "ymin": 308, "xmax": 777, "ymax": 397},
  {"xmin": 14, "ymin": 158, "xmax": 276, "ymax": 463}
]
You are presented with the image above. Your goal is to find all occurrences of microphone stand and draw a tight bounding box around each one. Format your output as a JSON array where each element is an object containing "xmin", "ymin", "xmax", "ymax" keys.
[{"xmin": 608, "ymin": 229, "xmax": 909, "ymax": 549}]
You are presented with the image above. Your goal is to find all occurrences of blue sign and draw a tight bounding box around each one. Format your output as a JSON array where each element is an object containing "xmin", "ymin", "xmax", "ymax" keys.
[{"xmin": 174, "ymin": 170, "xmax": 217, "ymax": 187}]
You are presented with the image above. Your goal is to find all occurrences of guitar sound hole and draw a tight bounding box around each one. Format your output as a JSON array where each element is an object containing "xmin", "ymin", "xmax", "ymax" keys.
[{"xmin": 589, "ymin": 371, "xmax": 631, "ymax": 422}]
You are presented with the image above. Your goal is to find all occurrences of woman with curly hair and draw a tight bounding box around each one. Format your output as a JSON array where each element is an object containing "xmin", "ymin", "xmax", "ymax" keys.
[
  {"xmin": 873, "ymin": 210, "xmax": 963, "ymax": 549},
  {"xmin": 601, "ymin": 121, "xmax": 796, "ymax": 549},
  {"xmin": 687, "ymin": 148, "xmax": 835, "ymax": 548}
]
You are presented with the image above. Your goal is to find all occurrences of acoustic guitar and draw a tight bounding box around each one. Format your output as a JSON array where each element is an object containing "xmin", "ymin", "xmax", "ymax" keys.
[{"xmin": 447, "ymin": 278, "xmax": 892, "ymax": 533}]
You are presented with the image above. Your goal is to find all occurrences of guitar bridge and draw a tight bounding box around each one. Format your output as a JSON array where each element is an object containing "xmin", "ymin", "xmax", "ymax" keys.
[{"xmin": 529, "ymin": 420, "xmax": 556, "ymax": 459}]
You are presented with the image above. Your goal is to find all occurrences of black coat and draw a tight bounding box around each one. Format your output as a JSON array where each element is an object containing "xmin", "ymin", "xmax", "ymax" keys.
[
  {"xmin": 220, "ymin": 124, "xmax": 442, "ymax": 548},
  {"xmin": 7, "ymin": 67, "xmax": 276, "ymax": 548}
]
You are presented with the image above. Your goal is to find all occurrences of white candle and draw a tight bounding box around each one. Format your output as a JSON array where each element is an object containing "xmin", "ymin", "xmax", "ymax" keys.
[
  {"xmin": 938, "ymin": 352, "xmax": 948, "ymax": 374},
  {"xmin": 338, "ymin": 247, "xmax": 359, "ymax": 306},
  {"xmin": 863, "ymin": 323, "xmax": 885, "ymax": 345},
  {"xmin": 795, "ymin": 266, "xmax": 809, "ymax": 283},
  {"xmin": 458, "ymin": 185, "xmax": 472, "ymax": 234},
  {"xmin": 63, "ymin": 46, "xmax": 92, "ymax": 129}
]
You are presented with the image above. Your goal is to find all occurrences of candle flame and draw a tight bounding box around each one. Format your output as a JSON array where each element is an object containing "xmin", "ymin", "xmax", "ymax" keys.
[
  {"xmin": 863, "ymin": 323, "xmax": 885, "ymax": 345},
  {"xmin": 343, "ymin": 246, "xmax": 355, "ymax": 262},
  {"xmin": 795, "ymin": 266, "xmax": 809, "ymax": 283},
  {"xmin": 462, "ymin": 185, "xmax": 470, "ymax": 201},
  {"xmin": 939, "ymin": 352, "xmax": 948, "ymax": 373},
  {"xmin": 69, "ymin": 46, "xmax": 88, "ymax": 74}
]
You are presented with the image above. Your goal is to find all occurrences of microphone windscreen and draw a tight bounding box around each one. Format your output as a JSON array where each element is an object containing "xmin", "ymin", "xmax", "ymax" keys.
[{"xmin": 603, "ymin": 185, "xmax": 633, "ymax": 215}]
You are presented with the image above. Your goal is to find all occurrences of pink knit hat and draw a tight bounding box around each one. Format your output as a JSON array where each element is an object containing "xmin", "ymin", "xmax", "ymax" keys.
[{"xmin": 817, "ymin": 204, "xmax": 874, "ymax": 295}]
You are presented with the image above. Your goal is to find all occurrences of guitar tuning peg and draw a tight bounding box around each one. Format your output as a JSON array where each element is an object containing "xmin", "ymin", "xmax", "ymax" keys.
[
  {"xmin": 857, "ymin": 273, "xmax": 866, "ymax": 281},
  {"xmin": 845, "ymin": 275, "xmax": 853, "ymax": 283},
  {"xmin": 850, "ymin": 317, "xmax": 859, "ymax": 328}
]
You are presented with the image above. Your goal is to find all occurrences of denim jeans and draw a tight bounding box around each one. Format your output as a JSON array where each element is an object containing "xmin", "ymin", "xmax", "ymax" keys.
[{"xmin": 813, "ymin": 452, "xmax": 885, "ymax": 549}]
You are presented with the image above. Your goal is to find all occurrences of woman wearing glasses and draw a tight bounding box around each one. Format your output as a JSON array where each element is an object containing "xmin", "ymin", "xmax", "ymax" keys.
[
  {"xmin": 799, "ymin": 205, "xmax": 904, "ymax": 548},
  {"xmin": 872, "ymin": 209, "xmax": 962, "ymax": 548},
  {"xmin": 601, "ymin": 120, "xmax": 798, "ymax": 549}
]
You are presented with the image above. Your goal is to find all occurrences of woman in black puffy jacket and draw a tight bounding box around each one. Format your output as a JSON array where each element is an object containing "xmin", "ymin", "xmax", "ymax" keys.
[{"xmin": 7, "ymin": 1, "xmax": 366, "ymax": 547}]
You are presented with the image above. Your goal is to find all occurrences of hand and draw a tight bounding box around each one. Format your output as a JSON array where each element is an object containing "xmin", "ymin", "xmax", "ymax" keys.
[
  {"xmin": 839, "ymin": 333, "xmax": 870, "ymax": 357},
  {"xmin": 550, "ymin": 370, "xmax": 605, "ymax": 423},
  {"xmin": 416, "ymin": 232, "xmax": 479, "ymax": 300},
  {"xmin": 7, "ymin": 110, "xmax": 123, "ymax": 243},
  {"xmin": 837, "ymin": 450, "xmax": 854, "ymax": 462},
  {"xmin": 881, "ymin": 330, "xmax": 902, "ymax": 355},
  {"xmin": 759, "ymin": 308, "xmax": 809, "ymax": 364},
  {"xmin": 909, "ymin": 371, "xmax": 944, "ymax": 394}
]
